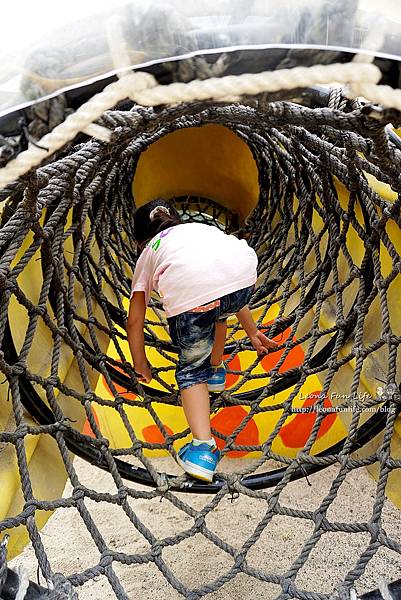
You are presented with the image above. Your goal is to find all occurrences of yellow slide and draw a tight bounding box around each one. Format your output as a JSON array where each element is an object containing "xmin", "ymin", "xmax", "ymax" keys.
[{"xmin": 1, "ymin": 123, "xmax": 401, "ymax": 559}]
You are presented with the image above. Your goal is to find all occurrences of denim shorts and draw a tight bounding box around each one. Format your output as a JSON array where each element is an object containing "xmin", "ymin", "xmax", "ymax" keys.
[{"xmin": 167, "ymin": 285, "xmax": 254, "ymax": 390}]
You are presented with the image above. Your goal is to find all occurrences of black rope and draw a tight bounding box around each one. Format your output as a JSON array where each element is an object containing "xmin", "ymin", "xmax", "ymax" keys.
[{"xmin": 1, "ymin": 93, "xmax": 401, "ymax": 599}]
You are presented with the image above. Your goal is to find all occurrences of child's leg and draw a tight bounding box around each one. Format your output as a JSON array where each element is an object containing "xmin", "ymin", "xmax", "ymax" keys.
[
  {"xmin": 180, "ymin": 383, "xmax": 212, "ymax": 440},
  {"xmin": 168, "ymin": 310, "xmax": 222, "ymax": 480},
  {"xmin": 178, "ymin": 382, "xmax": 219, "ymax": 483},
  {"xmin": 168, "ymin": 310, "xmax": 217, "ymax": 441},
  {"xmin": 210, "ymin": 321, "xmax": 227, "ymax": 367}
]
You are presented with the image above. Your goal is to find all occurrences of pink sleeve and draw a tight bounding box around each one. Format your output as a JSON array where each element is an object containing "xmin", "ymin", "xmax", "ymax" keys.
[{"xmin": 130, "ymin": 252, "xmax": 152, "ymax": 305}]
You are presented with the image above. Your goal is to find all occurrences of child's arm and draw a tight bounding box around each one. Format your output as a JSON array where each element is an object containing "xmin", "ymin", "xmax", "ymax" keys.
[
  {"xmin": 236, "ymin": 305, "xmax": 279, "ymax": 355},
  {"xmin": 127, "ymin": 291, "xmax": 152, "ymax": 383}
]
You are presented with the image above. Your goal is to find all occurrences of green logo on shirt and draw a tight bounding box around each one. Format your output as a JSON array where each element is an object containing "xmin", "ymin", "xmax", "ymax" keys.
[
  {"xmin": 149, "ymin": 238, "xmax": 160, "ymax": 252},
  {"xmin": 146, "ymin": 228, "xmax": 172, "ymax": 252}
]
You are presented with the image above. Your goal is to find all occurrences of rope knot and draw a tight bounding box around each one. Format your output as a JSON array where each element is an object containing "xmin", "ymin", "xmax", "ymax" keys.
[
  {"xmin": 35, "ymin": 303, "xmax": 47, "ymax": 317},
  {"xmin": 16, "ymin": 424, "xmax": 29, "ymax": 438},
  {"xmin": 337, "ymin": 453, "xmax": 350, "ymax": 468},
  {"xmin": 156, "ymin": 472, "xmax": 170, "ymax": 495},
  {"xmin": 194, "ymin": 515, "xmax": 206, "ymax": 532},
  {"xmin": 56, "ymin": 325, "xmax": 69, "ymax": 337},
  {"xmin": 353, "ymin": 346, "xmax": 365, "ymax": 358},
  {"xmin": 100, "ymin": 551, "xmax": 113, "ymax": 567},
  {"xmin": 83, "ymin": 391, "xmax": 96, "ymax": 403},
  {"xmin": 130, "ymin": 440, "xmax": 143, "ymax": 453},
  {"xmin": 150, "ymin": 542, "xmax": 162, "ymax": 558},
  {"xmin": 281, "ymin": 577, "xmax": 294, "ymax": 595},
  {"xmin": 23, "ymin": 500, "xmax": 37, "ymax": 518},
  {"xmin": 374, "ymin": 278, "xmax": 386, "ymax": 290},
  {"xmin": 46, "ymin": 375, "xmax": 60, "ymax": 387},
  {"xmin": 99, "ymin": 439, "xmax": 110, "ymax": 452},
  {"xmin": 72, "ymin": 486, "xmax": 86, "ymax": 501},
  {"xmin": 113, "ymin": 395, "xmax": 125, "ymax": 407},
  {"xmin": 56, "ymin": 419, "xmax": 69, "ymax": 433},
  {"xmin": 336, "ymin": 318, "xmax": 348, "ymax": 330},
  {"xmin": 117, "ymin": 488, "xmax": 128, "ymax": 502},
  {"xmin": 226, "ymin": 472, "xmax": 241, "ymax": 490},
  {"xmin": 93, "ymin": 353, "xmax": 105, "ymax": 365},
  {"xmin": 351, "ymin": 265, "xmax": 361, "ymax": 278},
  {"xmin": 313, "ymin": 509, "xmax": 327, "ymax": 530},
  {"xmin": 233, "ymin": 550, "xmax": 246, "ymax": 568},
  {"xmin": 51, "ymin": 573, "xmax": 79, "ymax": 599},
  {"xmin": 97, "ymin": 357, "xmax": 106, "ymax": 369},
  {"xmin": 11, "ymin": 361, "xmax": 26, "ymax": 376},
  {"xmin": 368, "ymin": 521, "xmax": 381, "ymax": 542},
  {"xmin": 381, "ymin": 332, "xmax": 394, "ymax": 347}
]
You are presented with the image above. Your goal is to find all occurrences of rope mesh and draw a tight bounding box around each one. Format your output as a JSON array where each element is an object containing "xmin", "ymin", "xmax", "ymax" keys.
[{"xmin": 0, "ymin": 96, "xmax": 401, "ymax": 599}]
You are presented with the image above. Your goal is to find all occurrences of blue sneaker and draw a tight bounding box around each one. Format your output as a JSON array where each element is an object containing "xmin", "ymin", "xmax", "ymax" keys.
[
  {"xmin": 176, "ymin": 442, "xmax": 221, "ymax": 482},
  {"xmin": 207, "ymin": 363, "xmax": 226, "ymax": 392}
]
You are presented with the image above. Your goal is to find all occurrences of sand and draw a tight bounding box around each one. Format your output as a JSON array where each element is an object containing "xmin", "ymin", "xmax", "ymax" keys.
[{"xmin": 10, "ymin": 456, "xmax": 401, "ymax": 599}]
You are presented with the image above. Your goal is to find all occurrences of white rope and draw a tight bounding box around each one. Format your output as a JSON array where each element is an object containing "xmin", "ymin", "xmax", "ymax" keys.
[
  {"xmin": 349, "ymin": 588, "xmax": 359, "ymax": 600},
  {"xmin": 378, "ymin": 578, "xmax": 395, "ymax": 600},
  {"xmin": 0, "ymin": 72, "xmax": 156, "ymax": 189},
  {"xmin": 82, "ymin": 123, "xmax": 112, "ymax": 143},
  {"xmin": 14, "ymin": 565, "xmax": 30, "ymax": 600},
  {"xmin": 132, "ymin": 62, "xmax": 380, "ymax": 106},
  {"xmin": 347, "ymin": 83, "xmax": 401, "ymax": 112},
  {"xmin": 0, "ymin": 61, "xmax": 382, "ymax": 190}
]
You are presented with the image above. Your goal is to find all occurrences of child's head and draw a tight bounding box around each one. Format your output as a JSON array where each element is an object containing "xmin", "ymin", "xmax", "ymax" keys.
[{"xmin": 133, "ymin": 198, "xmax": 181, "ymax": 249}]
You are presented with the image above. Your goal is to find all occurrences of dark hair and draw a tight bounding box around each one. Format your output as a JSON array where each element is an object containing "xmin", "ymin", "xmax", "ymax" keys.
[{"xmin": 133, "ymin": 198, "xmax": 181, "ymax": 248}]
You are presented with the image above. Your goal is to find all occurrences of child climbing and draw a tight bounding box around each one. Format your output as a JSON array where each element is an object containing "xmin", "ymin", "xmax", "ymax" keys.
[{"xmin": 127, "ymin": 198, "xmax": 278, "ymax": 482}]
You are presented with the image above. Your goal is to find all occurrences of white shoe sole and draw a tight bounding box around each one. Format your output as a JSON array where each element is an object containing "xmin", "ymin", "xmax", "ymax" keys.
[
  {"xmin": 207, "ymin": 383, "xmax": 226, "ymax": 392},
  {"xmin": 176, "ymin": 455, "xmax": 215, "ymax": 482}
]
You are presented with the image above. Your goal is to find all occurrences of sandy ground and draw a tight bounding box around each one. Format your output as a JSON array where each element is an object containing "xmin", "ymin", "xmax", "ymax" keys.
[{"xmin": 10, "ymin": 456, "xmax": 401, "ymax": 600}]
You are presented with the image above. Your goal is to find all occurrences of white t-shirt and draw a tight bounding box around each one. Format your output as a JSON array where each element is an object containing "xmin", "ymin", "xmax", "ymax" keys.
[{"xmin": 130, "ymin": 222, "xmax": 258, "ymax": 317}]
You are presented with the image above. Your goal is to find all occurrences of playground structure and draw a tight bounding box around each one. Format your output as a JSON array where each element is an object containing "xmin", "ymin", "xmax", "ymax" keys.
[{"xmin": 0, "ymin": 1, "xmax": 401, "ymax": 598}]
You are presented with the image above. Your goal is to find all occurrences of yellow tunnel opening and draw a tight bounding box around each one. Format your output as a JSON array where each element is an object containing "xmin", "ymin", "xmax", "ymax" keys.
[{"xmin": 132, "ymin": 124, "xmax": 259, "ymax": 220}]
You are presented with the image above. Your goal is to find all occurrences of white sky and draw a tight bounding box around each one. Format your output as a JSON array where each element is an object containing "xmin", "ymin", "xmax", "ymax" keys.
[
  {"xmin": 2, "ymin": 0, "xmax": 401, "ymax": 57},
  {"xmin": 2, "ymin": 0, "xmax": 401, "ymax": 55},
  {"xmin": 2, "ymin": 0, "xmax": 134, "ymax": 54}
]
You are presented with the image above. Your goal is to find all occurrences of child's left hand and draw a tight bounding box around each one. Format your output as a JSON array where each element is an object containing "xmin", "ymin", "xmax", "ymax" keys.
[
  {"xmin": 249, "ymin": 331, "xmax": 279, "ymax": 356},
  {"xmin": 135, "ymin": 360, "xmax": 152, "ymax": 383}
]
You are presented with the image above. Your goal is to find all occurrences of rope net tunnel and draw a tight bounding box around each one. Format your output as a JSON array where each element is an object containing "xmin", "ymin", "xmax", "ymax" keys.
[{"xmin": 0, "ymin": 88, "xmax": 401, "ymax": 599}]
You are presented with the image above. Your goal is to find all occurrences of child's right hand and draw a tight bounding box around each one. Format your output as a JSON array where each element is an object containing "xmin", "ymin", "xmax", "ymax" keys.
[
  {"xmin": 135, "ymin": 360, "xmax": 152, "ymax": 383},
  {"xmin": 249, "ymin": 331, "xmax": 279, "ymax": 356}
]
